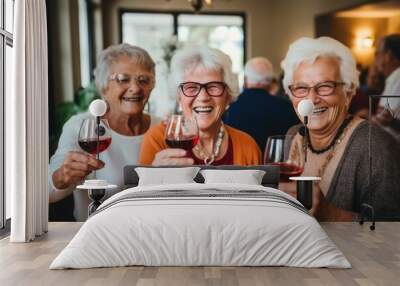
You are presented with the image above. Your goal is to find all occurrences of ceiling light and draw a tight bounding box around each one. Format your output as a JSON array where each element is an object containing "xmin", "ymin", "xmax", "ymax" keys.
[{"xmin": 187, "ymin": 0, "xmax": 213, "ymax": 12}]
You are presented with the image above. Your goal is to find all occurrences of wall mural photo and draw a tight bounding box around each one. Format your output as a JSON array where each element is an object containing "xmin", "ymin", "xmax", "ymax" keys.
[{"xmin": 47, "ymin": 0, "xmax": 400, "ymax": 224}]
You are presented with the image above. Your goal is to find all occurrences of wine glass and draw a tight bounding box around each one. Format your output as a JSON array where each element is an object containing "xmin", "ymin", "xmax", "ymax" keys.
[
  {"xmin": 78, "ymin": 118, "xmax": 112, "ymax": 215},
  {"xmin": 264, "ymin": 135, "xmax": 304, "ymax": 182},
  {"xmin": 78, "ymin": 118, "xmax": 112, "ymax": 158},
  {"xmin": 165, "ymin": 114, "xmax": 199, "ymax": 151}
]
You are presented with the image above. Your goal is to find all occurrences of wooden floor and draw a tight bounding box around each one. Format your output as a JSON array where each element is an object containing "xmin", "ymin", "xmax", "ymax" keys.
[{"xmin": 0, "ymin": 222, "xmax": 399, "ymax": 286}]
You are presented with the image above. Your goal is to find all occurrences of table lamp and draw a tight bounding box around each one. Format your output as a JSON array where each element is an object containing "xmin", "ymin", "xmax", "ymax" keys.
[{"xmin": 77, "ymin": 99, "xmax": 116, "ymax": 216}]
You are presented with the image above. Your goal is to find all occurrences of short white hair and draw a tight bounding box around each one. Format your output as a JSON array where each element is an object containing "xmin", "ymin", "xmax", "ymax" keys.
[
  {"xmin": 94, "ymin": 43, "xmax": 155, "ymax": 91},
  {"xmin": 244, "ymin": 57, "xmax": 274, "ymax": 85},
  {"xmin": 281, "ymin": 37, "xmax": 359, "ymax": 97},
  {"xmin": 169, "ymin": 46, "xmax": 239, "ymax": 101}
]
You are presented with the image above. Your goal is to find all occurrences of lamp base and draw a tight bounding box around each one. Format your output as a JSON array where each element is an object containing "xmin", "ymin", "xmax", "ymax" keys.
[
  {"xmin": 289, "ymin": 176, "xmax": 321, "ymax": 210},
  {"xmin": 88, "ymin": 189, "xmax": 106, "ymax": 216},
  {"xmin": 77, "ymin": 180, "xmax": 117, "ymax": 216}
]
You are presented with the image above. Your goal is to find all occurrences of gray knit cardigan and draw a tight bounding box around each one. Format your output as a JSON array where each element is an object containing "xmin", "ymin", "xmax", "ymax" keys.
[{"xmin": 290, "ymin": 120, "xmax": 400, "ymax": 219}]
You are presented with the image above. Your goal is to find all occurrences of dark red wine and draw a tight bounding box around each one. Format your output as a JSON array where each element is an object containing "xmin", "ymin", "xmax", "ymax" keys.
[
  {"xmin": 165, "ymin": 136, "xmax": 199, "ymax": 150},
  {"xmin": 271, "ymin": 162, "xmax": 304, "ymax": 182},
  {"xmin": 79, "ymin": 137, "xmax": 112, "ymax": 154}
]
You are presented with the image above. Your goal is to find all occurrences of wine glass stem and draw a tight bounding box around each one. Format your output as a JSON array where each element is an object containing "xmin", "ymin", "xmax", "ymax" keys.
[
  {"xmin": 96, "ymin": 117, "xmax": 100, "ymax": 161},
  {"xmin": 304, "ymin": 127, "xmax": 308, "ymax": 163},
  {"xmin": 95, "ymin": 117, "xmax": 100, "ymax": 179},
  {"xmin": 304, "ymin": 117, "xmax": 308, "ymax": 163}
]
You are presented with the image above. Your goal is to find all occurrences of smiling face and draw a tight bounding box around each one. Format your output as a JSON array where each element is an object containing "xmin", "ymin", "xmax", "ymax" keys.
[
  {"xmin": 102, "ymin": 54, "xmax": 154, "ymax": 118},
  {"xmin": 291, "ymin": 57, "xmax": 350, "ymax": 134},
  {"xmin": 179, "ymin": 67, "xmax": 231, "ymax": 134}
]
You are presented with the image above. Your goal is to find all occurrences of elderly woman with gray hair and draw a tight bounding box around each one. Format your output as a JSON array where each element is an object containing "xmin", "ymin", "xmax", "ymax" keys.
[
  {"xmin": 281, "ymin": 37, "xmax": 400, "ymax": 221},
  {"xmin": 49, "ymin": 43, "xmax": 160, "ymax": 221},
  {"xmin": 139, "ymin": 46, "xmax": 261, "ymax": 166}
]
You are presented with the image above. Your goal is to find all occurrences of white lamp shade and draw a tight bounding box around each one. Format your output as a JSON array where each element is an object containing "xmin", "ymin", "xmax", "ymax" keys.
[
  {"xmin": 297, "ymin": 99, "xmax": 314, "ymax": 117},
  {"xmin": 89, "ymin": 99, "xmax": 107, "ymax": 117}
]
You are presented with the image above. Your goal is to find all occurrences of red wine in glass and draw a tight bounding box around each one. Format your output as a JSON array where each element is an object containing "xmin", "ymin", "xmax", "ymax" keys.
[
  {"xmin": 271, "ymin": 162, "xmax": 304, "ymax": 182},
  {"xmin": 165, "ymin": 115, "xmax": 199, "ymax": 151},
  {"xmin": 79, "ymin": 118, "xmax": 112, "ymax": 156},
  {"xmin": 78, "ymin": 137, "xmax": 112, "ymax": 155},
  {"xmin": 166, "ymin": 136, "xmax": 199, "ymax": 151},
  {"xmin": 264, "ymin": 135, "xmax": 304, "ymax": 182}
]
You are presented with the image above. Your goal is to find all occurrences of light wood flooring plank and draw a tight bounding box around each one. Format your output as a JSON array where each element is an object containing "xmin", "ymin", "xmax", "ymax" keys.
[{"xmin": 1, "ymin": 222, "xmax": 399, "ymax": 286}]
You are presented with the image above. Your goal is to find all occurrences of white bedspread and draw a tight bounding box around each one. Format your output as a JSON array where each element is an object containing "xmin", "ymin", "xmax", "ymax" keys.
[{"xmin": 50, "ymin": 183, "xmax": 351, "ymax": 269}]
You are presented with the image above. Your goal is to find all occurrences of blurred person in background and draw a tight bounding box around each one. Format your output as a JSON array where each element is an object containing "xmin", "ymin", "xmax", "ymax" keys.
[
  {"xmin": 374, "ymin": 34, "xmax": 400, "ymax": 141},
  {"xmin": 224, "ymin": 57, "xmax": 299, "ymax": 153},
  {"xmin": 349, "ymin": 63, "xmax": 384, "ymax": 119}
]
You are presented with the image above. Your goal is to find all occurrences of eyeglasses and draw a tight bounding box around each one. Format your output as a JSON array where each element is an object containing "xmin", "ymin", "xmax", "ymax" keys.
[
  {"xmin": 288, "ymin": 81, "xmax": 345, "ymax": 98},
  {"xmin": 109, "ymin": 73, "xmax": 154, "ymax": 89},
  {"xmin": 179, "ymin": 81, "xmax": 227, "ymax": 97}
]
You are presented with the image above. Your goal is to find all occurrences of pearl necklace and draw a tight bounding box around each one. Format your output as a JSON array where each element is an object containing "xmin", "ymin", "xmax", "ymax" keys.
[{"xmin": 194, "ymin": 124, "xmax": 225, "ymax": 165}]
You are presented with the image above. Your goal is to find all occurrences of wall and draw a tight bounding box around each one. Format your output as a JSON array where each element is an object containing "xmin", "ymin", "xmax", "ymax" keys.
[
  {"xmin": 315, "ymin": 11, "xmax": 400, "ymax": 67},
  {"xmin": 316, "ymin": 16, "xmax": 388, "ymax": 67},
  {"xmin": 101, "ymin": 0, "xmax": 370, "ymax": 75},
  {"xmin": 388, "ymin": 15, "xmax": 400, "ymax": 34},
  {"xmin": 267, "ymin": 0, "xmax": 370, "ymax": 72}
]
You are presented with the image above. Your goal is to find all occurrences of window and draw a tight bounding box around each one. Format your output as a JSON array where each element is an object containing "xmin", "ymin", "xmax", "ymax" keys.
[
  {"xmin": 121, "ymin": 12, "xmax": 176, "ymax": 117},
  {"xmin": 1, "ymin": 0, "xmax": 14, "ymax": 230},
  {"xmin": 177, "ymin": 14, "xmax": 244, "ymax": 77},
  {"xmin": 120, "ymin": 10, "xmax": 246, "ymax": 118}
]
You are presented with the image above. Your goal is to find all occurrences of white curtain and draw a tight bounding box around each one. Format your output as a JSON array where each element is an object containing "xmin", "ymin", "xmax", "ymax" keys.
[{"xmin": 6, "ymin": 0, "xmax": 49, "ymax": 242}]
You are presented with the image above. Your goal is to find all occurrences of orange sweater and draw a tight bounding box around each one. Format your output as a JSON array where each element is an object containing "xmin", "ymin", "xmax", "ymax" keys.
[{"xmin": 139, "ymin": 123, "xmax": 261, "ymax": 166}]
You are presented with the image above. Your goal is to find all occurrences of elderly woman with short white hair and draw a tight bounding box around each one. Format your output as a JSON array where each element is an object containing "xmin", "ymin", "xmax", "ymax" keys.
[
  {"xmin": 281, "ymin": 36, "xmax": 400, "ymax": 221},
  {"xmin": 49, "ymin": 43, "xmax": 160, "ymax": 221},
  {"xmin": 140, "ymin": 46, "xmax": 261, "ymax": 166}
]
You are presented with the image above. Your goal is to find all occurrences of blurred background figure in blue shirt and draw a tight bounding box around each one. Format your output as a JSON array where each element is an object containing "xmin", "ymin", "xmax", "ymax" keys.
[{"xmin": 224, "ymin": 57, "xmax": 299, "ymax": 155}]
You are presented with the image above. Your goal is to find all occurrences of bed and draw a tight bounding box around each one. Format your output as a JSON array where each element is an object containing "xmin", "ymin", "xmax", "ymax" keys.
[{"xmin": 50, "ymin": 165, "xmax": 350, "ymax": 269}]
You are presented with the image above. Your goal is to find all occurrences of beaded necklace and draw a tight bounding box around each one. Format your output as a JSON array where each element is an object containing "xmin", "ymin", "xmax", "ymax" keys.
[
  {"xmin": 307, "ymin": 116, "xmax": 355, "ymax": 190},
  {"xmin": 194, "ymin": 124, "xmax": 225, "ymax": 165},
  {"xmin": 307, "ymin": 115, "xmax": 354, "ymax": 154}
]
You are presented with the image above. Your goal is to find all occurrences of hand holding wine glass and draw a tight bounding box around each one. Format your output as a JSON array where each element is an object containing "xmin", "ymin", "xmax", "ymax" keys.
[
  {"xmin": 52, "ymin": 150, "xmax": 105, "ymax": 190},
  {"xmin": 52, "ymin": 118, "xmax": 112, "ymax": 190}
]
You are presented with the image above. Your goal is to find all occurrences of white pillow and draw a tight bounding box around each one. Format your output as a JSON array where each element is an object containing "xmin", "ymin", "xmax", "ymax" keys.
[
  {"xmin": 135, "ymin": 167, "xmax": 201, "ymax": 186},
  {"xmin": 200, "ymin": 169, "xmax": 266, "ymax": 185}
]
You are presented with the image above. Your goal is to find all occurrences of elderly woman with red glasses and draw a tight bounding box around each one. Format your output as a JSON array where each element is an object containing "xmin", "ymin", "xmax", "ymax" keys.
[
  {"xmin": 139, "ymin": 46, "xmax": 261, "ymax": 166},
  {"xmin": 49, "ymin": 44, "xmax": 161, "ymax": 221},
  {"xmin": 281, "ymin": 37, "xmax": 400, "ymax": 221}
]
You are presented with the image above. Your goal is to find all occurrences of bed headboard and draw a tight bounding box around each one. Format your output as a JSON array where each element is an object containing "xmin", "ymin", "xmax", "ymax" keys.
[{"xmin": 123, "ymin": 165, "xmax": 280, "ymax": 189}]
